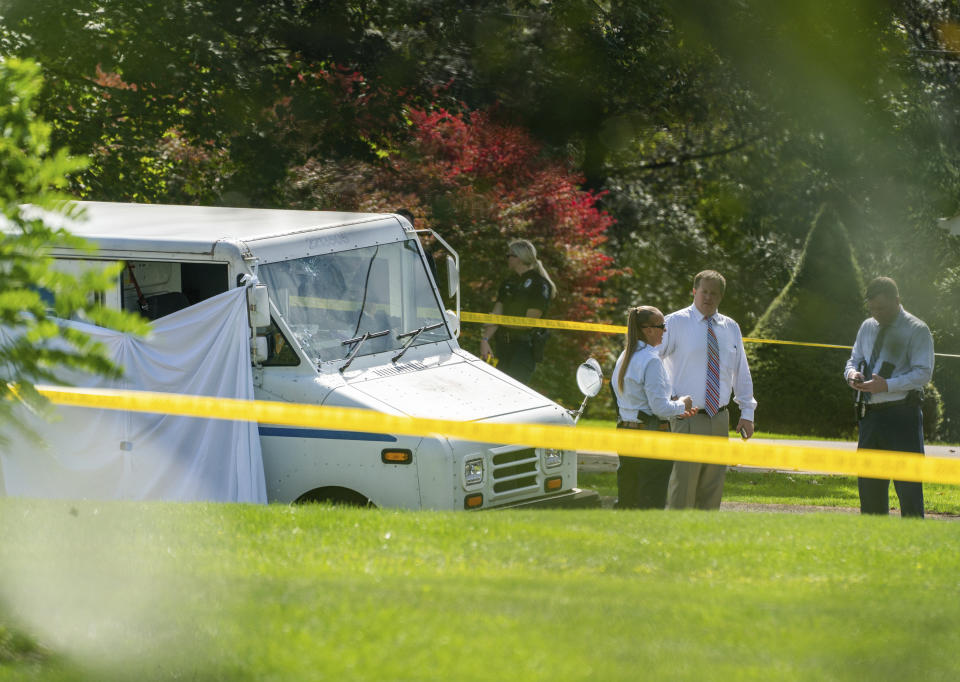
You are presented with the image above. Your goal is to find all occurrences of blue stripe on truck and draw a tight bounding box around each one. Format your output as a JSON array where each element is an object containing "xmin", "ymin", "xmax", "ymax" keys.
[{"xmin": 258, "ymin": 426, "xmax": 398, "ymax": 442}]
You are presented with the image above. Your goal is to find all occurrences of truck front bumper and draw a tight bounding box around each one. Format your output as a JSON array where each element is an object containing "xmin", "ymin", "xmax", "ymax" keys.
[{"xmin": 489, "ymin": 487, "xmax": 601, "ymax": 510}]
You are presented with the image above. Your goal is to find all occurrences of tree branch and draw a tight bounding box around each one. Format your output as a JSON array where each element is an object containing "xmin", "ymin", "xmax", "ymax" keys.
[{"xmin": 628, "ymin": 133, "xmax": 767, "ymax": 172}]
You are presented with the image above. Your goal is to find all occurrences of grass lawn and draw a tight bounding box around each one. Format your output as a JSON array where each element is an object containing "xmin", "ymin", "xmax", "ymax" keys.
[{"xmin": 3, "ymin": 499, "xmax": 960, "ymax": 681}]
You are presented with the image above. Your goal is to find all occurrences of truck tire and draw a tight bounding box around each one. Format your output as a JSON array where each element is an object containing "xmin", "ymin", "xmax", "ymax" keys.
[{"xmin": 294, "ymin": 486, "xmax": 373, "ymax": 507}]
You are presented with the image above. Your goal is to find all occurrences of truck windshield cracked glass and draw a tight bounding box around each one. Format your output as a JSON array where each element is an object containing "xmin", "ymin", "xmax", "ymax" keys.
[{"xmin": 259, "ymin": 240, "xmax": 450, "ymax": 365}]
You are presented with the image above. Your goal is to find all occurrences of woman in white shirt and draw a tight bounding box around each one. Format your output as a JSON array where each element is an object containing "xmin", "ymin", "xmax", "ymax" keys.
[{"xmin": 612, "ymin": 306, "xmax": 695, "ymax": 509}]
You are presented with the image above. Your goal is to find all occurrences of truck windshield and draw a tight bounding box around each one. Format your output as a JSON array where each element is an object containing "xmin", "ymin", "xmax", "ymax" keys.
[{"xmin": 259, "ymin": 239, "xmax": 451, "ymax": 363}]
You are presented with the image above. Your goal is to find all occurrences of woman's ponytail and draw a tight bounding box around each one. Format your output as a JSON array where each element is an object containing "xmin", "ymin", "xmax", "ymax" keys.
[{"xmin": 616, "ymin": 306, "xmax": 660, "ymax": 391}]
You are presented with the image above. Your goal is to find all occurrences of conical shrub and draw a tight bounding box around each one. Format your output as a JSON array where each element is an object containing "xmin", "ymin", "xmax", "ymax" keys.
[{"xmin": 746, "ymin": 205, "xmax": 865, "ymax": 437}]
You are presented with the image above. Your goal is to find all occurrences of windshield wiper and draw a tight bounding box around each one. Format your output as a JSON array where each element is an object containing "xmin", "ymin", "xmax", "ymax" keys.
[
  {"xmin": 339, "ymin": 329, "xmax": 391, "ymax": 373},
  {"xmin": 392, "ymin": 322, "xmax": 445, "ymax": 363},
  {"xmin": 351, "ymin": 245, "xmax": 380, "ymax": 338}
]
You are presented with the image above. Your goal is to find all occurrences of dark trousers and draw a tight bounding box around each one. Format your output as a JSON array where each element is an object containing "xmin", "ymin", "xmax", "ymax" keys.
[
  {"xmin": 496, "ymin": 336, "xmax": 536, "ymax": 385},
  {"xmin": 616, "ymin": 421, "xmax": 673, "ymax": 510},
  {"xmin": 857, "ymin": 402, "xmax": 925, "ymax": 518}
]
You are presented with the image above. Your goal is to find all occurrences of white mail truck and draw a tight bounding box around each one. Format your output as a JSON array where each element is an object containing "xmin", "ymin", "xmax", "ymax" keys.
[{"xmin": 37, "ymin": 201, "xmax": 598, "ymax": 510}]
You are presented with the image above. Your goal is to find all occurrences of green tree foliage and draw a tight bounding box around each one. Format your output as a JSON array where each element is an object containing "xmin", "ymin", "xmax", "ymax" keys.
[
  {"xmin": 0, "ymin": 1, "xmax": 700, "ymax": 200},
  {"xmin": 746, "ymin": 206, "xmax": 865, "ymax": 437},
  {"xmin": 615, "ymin": 1, "xmax": 960, "ymax": 436},
  {"xmin": 931, "ymin": 264, "xmax": 960, "ymax": 440},
  {"xmin": 0, "ymin": 58, "xmax": 145, "ymax": 437}
]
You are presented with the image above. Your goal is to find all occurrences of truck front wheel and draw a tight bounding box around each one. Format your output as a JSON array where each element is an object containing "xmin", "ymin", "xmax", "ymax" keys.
[{"xmin": 294, "ymin": 486, "xmax": 373, "ymax": 507}]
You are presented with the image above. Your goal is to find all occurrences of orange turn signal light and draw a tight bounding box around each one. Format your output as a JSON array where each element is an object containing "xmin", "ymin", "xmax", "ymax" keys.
[
  {"xmin": 464, "ymin": 493, "xmax": 483, "ymax": 509},
  {"xmin": 381, "ymin": 449, "xmax": 413, "ymax": 465},
  {"xmin": 545, "ymin": 476, "xmax": 563, "ymax": 492}
]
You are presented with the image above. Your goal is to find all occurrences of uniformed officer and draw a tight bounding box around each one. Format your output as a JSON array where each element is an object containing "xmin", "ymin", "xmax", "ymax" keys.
[{"xmin": 479, "ymin": 239, "xmax": 557, "ymax": 384}]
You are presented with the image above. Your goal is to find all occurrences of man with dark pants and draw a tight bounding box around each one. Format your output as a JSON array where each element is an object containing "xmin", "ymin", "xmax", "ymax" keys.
[{"xmin": 845, "ymin": 277, "xmax": 934, "ymax": 518}]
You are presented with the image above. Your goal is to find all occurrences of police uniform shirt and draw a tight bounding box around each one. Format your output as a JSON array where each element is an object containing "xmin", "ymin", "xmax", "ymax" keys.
[
  {"xmin": 844, "ymin": 306, "xmax": 934, "ymax": 405},
  {"xmin": 612, "ymin": 344, "xmax": 688, "ymax": 422},
  {"xmin": 496, "ymin": 270, "xmax": 551, "ymax": 319}
]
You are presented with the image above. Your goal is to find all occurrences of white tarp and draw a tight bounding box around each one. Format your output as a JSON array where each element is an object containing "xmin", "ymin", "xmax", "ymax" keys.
[{"xmin": 0, "ymin": 287, "xmax": 267, "ymax": 503}]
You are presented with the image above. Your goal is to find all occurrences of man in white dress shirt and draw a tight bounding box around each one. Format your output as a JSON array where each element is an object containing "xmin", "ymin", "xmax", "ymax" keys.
[{"xmin": 659, "ymin": 270, "xmax": 757, "ymax": 510}]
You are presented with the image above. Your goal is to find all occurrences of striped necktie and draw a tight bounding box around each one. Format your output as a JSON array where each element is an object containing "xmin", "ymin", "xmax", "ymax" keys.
[
  {"xmin": 705, "ymin": 316, "xmax": 720, "ymax": 417},
  {"xmin": 863, "ymin": 324, "xmax": 889, "ymax": 403},
  {"xmin": 867, "ymin": 324, "xmax": 888, "ymax": 375}
]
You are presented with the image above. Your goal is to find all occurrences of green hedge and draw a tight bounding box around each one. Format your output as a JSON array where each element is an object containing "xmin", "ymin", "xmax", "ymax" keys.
[
  {"xmin": 922, "ymin": 382, "xmax": 944, "ymax": 441},
  {"xmin": 747, "ymin": 206, "xmax": 866, "ymax": 437}
]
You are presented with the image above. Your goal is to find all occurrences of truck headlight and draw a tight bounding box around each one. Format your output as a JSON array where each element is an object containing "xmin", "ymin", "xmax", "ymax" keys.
[
  {"xmin": 542, "ymin": 448, "xmax": 563, "ymax": 468},
  {"xmin": 464, "ymin": 458, "xmax": 484, "ymax": 485}
]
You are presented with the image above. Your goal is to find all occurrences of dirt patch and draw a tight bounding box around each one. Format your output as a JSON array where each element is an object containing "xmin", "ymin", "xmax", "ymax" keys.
[
  {"xmin": 721, "ymin": 500, "xmax": 857, "ymax": 515},
  {"xmin": 721, "ymin": 501, "xmax": 960, "ymax": 520},
  {"xmin": 598, "ymin": 495, "xmax": 960, "ymax": 520}
]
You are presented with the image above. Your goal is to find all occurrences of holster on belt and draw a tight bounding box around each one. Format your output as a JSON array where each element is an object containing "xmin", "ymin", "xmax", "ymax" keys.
[
  {"xmin": 500, "ymin": 328, "xmax": 530, "ymax": 345},
  {"xmin": 862, "ymin": 390, "xmax": 923, "ymax": 417}
]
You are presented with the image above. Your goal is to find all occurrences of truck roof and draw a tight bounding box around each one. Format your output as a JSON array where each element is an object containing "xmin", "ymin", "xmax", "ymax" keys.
[{"xmin": 16, "ymin": 201, "xmax": 398, "ymax": 255}]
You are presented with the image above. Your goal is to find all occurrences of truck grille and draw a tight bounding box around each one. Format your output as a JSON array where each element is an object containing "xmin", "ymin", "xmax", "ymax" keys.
[{"xmin": 491, "ymin": 448, "xmax": 538, "ymax": 494}]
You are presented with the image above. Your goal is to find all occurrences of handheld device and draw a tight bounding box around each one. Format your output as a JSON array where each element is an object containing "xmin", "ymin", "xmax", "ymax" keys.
[
  {"xmin": 854, "ymin": 360, "xmax": 867, "ymax": 421},
  {"xmin": 738, "ymin": 426, "xmax": 748, "ymax": 439},
  {"xmin": 854, "ymin": 361, "xmax": 868, "ymax": 385}
]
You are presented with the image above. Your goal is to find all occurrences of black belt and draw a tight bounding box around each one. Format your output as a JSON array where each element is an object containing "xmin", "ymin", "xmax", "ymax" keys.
[
  {"xmin": 865, "ymin": 392, "xmax": 921, "ymax": 413},
  {"xmin": 618, "ymin": 412, "xmax": 670, "ymax": 431},
  {"xmin": 499, "ymin": 329, "xmax": 530, "ymax": 344},
  {"xmin": 618, "ymin": 420, "xmax": 671, "ymax": 431},
  {"xmin": 696, "ymin": 404, "xmax": 728, "ymax": 414}
]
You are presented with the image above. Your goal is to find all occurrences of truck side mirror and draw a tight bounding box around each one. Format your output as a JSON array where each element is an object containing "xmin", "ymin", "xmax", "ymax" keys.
[
  {"xmin": 445, "ymin": 255, "xmax": 459, "ymax": 298},
  {"xmin": 247, "ymin": 284, "xmax": 270, "ymax": 328},
  {"xmin": 570, "ymin": 357, "xmax": 604, "ymax": 424},
  {"xmin": 576, "ymin": 358, "xmax": 604, "ymax": 397}
]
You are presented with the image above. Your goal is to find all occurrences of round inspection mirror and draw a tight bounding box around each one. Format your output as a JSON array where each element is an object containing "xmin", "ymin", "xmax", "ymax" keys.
[{"xmin": 575, "ymin": 357, "xmax": 604, "ymax": 397}]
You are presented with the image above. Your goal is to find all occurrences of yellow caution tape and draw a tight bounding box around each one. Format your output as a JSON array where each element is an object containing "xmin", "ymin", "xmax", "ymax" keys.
[
  {"xmin": 461, "ymin": 311, "xmax": 626, "ymax": 334},
  {"xmin": 742, "ymin": 337, "xmax": 852, "ymax": 350},
  {"xmin": 35, "ymin": 385, "xmax": 960, "ymax": 486},
  {"xmin": 461, "ymin": 311, "xmax": 960, "ymax": 358},
  {"xmin": 289, "ymin": 296, "xmax": 438, "ymax": 319}
]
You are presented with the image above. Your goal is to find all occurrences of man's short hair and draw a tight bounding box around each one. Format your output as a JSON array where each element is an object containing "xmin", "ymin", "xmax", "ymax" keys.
[
  {"xmin": 693, "ymin": 270, "xmax": 726, "ymax": 293},
  {"xmin": 865, "ymin": 276, "xmax": 899, "ymax": 300}
]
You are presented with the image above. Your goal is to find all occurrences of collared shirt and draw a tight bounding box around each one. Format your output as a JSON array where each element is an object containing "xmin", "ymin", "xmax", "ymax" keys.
[
  {"xmin": 844, "ymin": 307, "xmax": 934, "ymax": 404},
  {"xmin": 612, "ymin": 343, "xmax": 688, "ymax": 421},
  {"xmin": 659, "ymin": 304, "xmax": 757, "ymax": 420}
]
